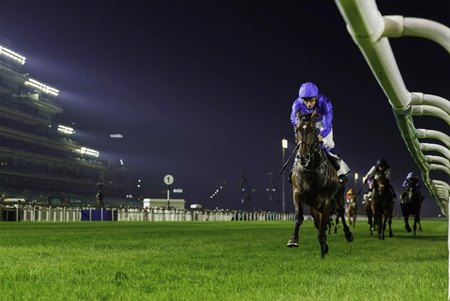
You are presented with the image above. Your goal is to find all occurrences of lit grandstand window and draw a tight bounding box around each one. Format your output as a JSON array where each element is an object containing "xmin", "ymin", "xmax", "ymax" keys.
[
  {"xmin": 0, "ymin": 45, "xmax": 26, "ymax": 65},
  {"xmin": 78, "ymin": 147, "xmax": 99, "ymax": 158},
  {"xmin": 24, "ymin": 78, "xmax": 59, "ymax": 96},
  {"xmin": 57, "ymin": 125, "xmax": 75, "ymax": 135}
]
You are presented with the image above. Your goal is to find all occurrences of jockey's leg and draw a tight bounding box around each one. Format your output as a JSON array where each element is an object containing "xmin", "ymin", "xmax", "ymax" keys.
[{"xmin": 318, "ymin": 127, "xmax": 350, "ymax": 183}]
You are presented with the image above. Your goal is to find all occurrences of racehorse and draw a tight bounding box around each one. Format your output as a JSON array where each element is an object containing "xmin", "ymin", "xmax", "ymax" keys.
[
  {"xmin": 362, "ymin": 191, "xmax": 376, "ymax": 235},
  {"xmin": 400, "ymin": 186, "xmax": 424, "ymax": 236},
  {"xmin": 346, "ymin": 190, "xmax": 357, "ymax": 227},
  {"xmin": 287, "ymin": 112, "xmax": 354, "ymax": 257},
  {"xmin": 372, "ymin": 174, "xmax": 394, "ymax": 240}
]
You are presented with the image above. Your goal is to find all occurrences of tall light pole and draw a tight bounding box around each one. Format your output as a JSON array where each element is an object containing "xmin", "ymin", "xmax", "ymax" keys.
[
  {"xmin": 354, "ymin": 172, "xmax": 358, "ymax": 192},
  {"xmin": 282, "ymin": 139, "xmax": 288, "ymax": 213}
]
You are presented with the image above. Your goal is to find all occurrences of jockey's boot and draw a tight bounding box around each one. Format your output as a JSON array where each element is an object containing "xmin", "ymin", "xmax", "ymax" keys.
[
  {"xmin": 338, "ymin": 174, "xmax": 348, "ymax": 184},
  {"xmin": 327, "ymin": 151, "xmax": 350, "ymax": 183}
]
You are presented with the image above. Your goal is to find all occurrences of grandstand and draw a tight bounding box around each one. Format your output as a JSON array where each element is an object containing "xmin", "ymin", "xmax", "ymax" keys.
[{"xmin": 0, "ymin": 40, "xmax": 131, "ymax": 208}]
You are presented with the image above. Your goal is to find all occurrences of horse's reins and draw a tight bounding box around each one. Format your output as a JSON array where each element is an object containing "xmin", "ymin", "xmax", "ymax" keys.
[
  {"xmin": 278, "ymin": 124, "xmax": 321, "ymax": 175},
  {"xmin": 279, "ymin": 140, "xmax": 301, "ymax": 175}
]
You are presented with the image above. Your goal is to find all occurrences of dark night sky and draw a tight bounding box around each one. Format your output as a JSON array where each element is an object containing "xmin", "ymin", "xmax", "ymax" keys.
[{"xmin": 0, "ymin": 0, "xmax": 448, "ymax": 215}]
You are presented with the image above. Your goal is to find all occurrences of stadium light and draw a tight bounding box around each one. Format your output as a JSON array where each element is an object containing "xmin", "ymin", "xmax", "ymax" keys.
[
  {"xmin": 78, "ymin": 147, "xmax": 99, "ymax": 158},
  {"xmin": 282, "ymin": 138, "xmax": 288, "ymax": 213},
  {"xmin": 57, "ymin": 124, "xmax": 75, "ymax": 135},
  {"xmin": 25, "ymin": 78, "xmax": 59, "ymax": 96},
  {"xmin": 0, "ymin": 46, "xmax": 26, "ymax": 65}
]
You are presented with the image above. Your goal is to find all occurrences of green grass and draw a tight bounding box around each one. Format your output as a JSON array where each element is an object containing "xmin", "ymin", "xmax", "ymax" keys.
[{"xmin": 0, "ymin": 219, "xmax": 447, "ymax": 301}]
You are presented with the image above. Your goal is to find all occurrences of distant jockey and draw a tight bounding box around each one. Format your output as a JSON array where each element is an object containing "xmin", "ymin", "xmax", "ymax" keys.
[
  {"xmin": 290, "ymin": 81, "xmax": 350, "ymax": 182},
  {"xmin": 363, "ymin": 158, "xmax": 396, "ymax": 200},
  {"xmin": 402, "ymin": 172, "xmax": 420, "ymax": 189}
]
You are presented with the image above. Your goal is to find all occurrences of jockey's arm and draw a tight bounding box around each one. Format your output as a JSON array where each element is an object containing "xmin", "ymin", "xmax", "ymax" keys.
[
  {"xmin": 319, "ymin": 97, "xmax": 333, "ymax": 139},
  {"xmin": 364, "ymin": 166, "xmax": 376, "ymax": 183},
  {"xmin": 290, "ymin": 99, "xmax": 301, "ymax": 127},
  {"xmin": 385, "ymin": 168, "xmax": 391, "ymax": 180}
]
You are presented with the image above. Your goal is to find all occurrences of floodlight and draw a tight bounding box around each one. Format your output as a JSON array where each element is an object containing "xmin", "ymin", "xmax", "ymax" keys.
[
  {"xmin": 78, "ymin": 147, "xmax": 99, "ymax": 158},
  {"xmin": 25, "ymin": 78, "xmax": 59, "ymax": 96},
  {"xmin": 57, "ymin": 124, "xmax": 75, "ymax": 135},
  {"xmin": 0, "ymin": 46, "xmax": 26, "ymax": 65}
]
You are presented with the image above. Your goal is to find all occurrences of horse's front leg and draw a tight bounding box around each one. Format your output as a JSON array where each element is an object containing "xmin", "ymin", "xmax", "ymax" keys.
[
  {"xmin": 337, "ymin": 200, "xmax": 354, "ymax": 242},
  {"xmin": 388, "ymin": 215, "xmax": 393, "ymax": 238},
  {"xmin": 312, "ymin": 204, "xmax": 329, "ymax": 258},
  {"xmin": 380, "ymin": 213, "xmax": 388, "ymax": 240},
  {"xmin": 413, "ymin": 214, "xmax": 419, "ymax": 237},
  {"xmin": 366, "ymin": 207, "xmax": 373, "ymax": 236},
  {"xmin": 377, "ymin": 211, "xmax": 384, "ymax": 240},
  {"xmin": 287, "ymin": 190, "xmax": 304, "ymax": 247}
]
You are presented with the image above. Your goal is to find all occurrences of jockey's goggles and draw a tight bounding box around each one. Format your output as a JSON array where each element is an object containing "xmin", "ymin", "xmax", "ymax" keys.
[{"xmin": 302, "ymin": 96, "xmax": 317, "ymax": 103}]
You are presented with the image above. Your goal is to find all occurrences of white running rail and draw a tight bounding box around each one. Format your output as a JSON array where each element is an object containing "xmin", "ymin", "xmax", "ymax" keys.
[
  {"xmin": 334, "ymin": 0, "xmax": 449, "ymax": 215},
  {"xmin": 334, "ymin": 1, "xmax": 449, "ymax": 299}
]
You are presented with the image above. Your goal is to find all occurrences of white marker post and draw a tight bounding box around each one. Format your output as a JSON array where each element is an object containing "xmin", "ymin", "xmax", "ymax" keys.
[{"xmin": 164, "ymin": 174, "xmax": 174, "ymax": 209}]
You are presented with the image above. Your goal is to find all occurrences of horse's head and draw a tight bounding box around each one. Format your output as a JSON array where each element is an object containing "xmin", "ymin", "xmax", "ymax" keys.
[
  {"xmin": 295, "ymin": 111, "xmax": 319, "ymax": 166},
  {"xmin": 375, "ymin": 173, "xmax": 388, "ymax": 191}
]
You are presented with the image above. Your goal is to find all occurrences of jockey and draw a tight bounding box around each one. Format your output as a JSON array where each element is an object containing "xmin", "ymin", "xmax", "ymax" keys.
[
  {"xmin": 402, "ymin": 172, "xmax": 420, "ymax": 189},
  {"xmin": 290, "ymin": 81, "xmax": 350, "ymax": 182},
  {"xmin": 363, "ymin": 158, "xmax": 396, "ymax": 199},
  {"xmin": 346, "ymin": 188, "xmax": 355, "ymax": 202},
  {"xmin": 346, "ymin": 188, "xmax": 356, "ymax": 208}
]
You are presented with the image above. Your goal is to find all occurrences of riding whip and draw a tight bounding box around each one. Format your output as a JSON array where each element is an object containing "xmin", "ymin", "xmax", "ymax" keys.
[
  {"xmin": 357, "ymin": 180, "xmax": 367, "ymax": 196},
  {"xmin": 279, "ymin": 141, "xmax": 301, "ymax": 175}
]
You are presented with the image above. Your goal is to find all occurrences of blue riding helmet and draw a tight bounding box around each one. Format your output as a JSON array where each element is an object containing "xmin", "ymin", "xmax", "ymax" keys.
[{"xmin": 299, "ymin": 82, "xmax": 319, "ymax": 98}]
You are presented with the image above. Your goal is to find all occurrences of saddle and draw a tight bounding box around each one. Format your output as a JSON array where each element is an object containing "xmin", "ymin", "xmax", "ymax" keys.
[{"xmin": 326, "ymin": 152, "xmax": 341, "ymax": 171}]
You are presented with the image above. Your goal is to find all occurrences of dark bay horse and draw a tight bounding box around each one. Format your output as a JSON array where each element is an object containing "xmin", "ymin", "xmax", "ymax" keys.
[
  {"xmin": 372, "ymin": 174, "xmax": 394, "ymax": 240},
  {"xmin": 400, "ymin": 187, "xmax": 424, "ymax": 236},
  {"xmin": 287, "ymin": 112, "xmax": 354, "ymax": 257}
]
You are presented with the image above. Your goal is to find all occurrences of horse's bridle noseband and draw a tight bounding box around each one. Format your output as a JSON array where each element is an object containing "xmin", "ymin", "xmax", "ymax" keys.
[{"xmin": 296, "ymin": 123, "xmax": 320, "ymax": 167}]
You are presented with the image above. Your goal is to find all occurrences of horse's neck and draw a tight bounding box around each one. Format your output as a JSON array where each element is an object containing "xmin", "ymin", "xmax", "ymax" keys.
[{"xmin": 311, "ymin": 145, "xmax": 327, "ymax": 168}]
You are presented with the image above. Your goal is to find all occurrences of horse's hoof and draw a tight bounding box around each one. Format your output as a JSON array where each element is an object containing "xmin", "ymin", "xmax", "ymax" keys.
[
  {"xmin": 345, "ymin": 232, "xmax": 354, "ymax": 242},
  {"xmin": 287, "ymin": 240, "xmax": 299, "ymax": 248}
]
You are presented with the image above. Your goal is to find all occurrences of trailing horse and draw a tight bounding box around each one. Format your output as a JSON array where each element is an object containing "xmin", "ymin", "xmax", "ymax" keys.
[
  {"xmin": 346, "ymin": 191, "xmax": 357, "ymax": 228},
  {"xmin": 372, "ymin": 174, "xmax": 394, "ymax": 240},
  {"xmin": 400, "ymin": 187, "xmax": 424, "ymax": 236},
  {"xmin": 363, "ymin": 191, "xmax": 376, "ymax": 235},
  {"xmin": 286, "ymin": 112, "xmax": 354, "ymax": 257}
]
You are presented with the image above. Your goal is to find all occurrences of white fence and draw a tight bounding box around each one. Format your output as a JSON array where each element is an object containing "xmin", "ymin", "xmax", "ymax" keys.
[
  {"xmin": 1, "ymin": 206, "xmax": 295, "ymax": 222},
  {"xmin": 334, "ymin": 2, "xmax": 450, "ymax": 298},
  {"xmin": 335, "ymin": 0, "xmax": 449, "ymax": 216}
]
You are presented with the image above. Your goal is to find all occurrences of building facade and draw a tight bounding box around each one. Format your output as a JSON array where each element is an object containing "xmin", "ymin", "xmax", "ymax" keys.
[{"xmin": 0, "ymin": 42, "xmax": 129, "ymax": 206}]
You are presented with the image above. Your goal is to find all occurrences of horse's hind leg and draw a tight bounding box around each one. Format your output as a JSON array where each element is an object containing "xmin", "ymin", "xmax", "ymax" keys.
[
  {"xmin": 417, "ymin": 212, "xmax": 423, "ymax": 231},
  {"xmin": 388, "ymin": 216, "xmax": 393, "ymax": 238},
  {"xmin": 338, "ymin": 205, "xmax": 354, "ymax": 242},
  {"xmin": 334, "ymin": 215, "xmax": 339, "ymax": 234},
  {"xmin": 404, "ymin": 214, "xmax": 412, "ymax": 232}
]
